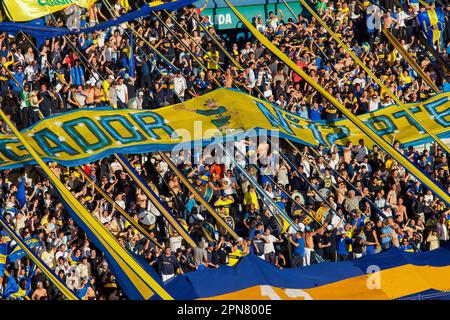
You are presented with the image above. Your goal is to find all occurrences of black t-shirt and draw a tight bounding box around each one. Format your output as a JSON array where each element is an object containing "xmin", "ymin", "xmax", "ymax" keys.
[
  {"xmin": 325, "ymin": 230, "xmax": 337, "ymax": 251},
  {"xmin": 313, "ymin": 234, "xmax": 326, "ymax": 256},
  {"xmin": 217, "ymin": 247, "xmax": 229, "ymax": 264},
  {"xmin": 352, "ymin": 236, "xmax": 364, "ymax": 254},
  {"xmin": 38, "ymin": 90, "xmax": 53, "ymax": 111},
  {"xmin": 158, "ymin": 254, "xmax": 179, "ymax": 275},
  {"xmin": 364, "ymin": 229, "xmax": 376, "ymax": 243},
  {"xmin": 253, "ymin": 238, "xmax": 265, "ymax": 256},
  {"xmin": 89, "ymin": 255, "xmax": 102, "ymax": 275},
  {"xmin": 126, "ymin": 80, "xmax": 136, "ymax": 100},
  {"xmin": 206, "ymin": 249, "xmax": 220, "ymax": 265}
]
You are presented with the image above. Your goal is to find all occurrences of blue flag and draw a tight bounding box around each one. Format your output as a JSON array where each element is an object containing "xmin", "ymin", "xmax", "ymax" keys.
[
  {"xmin": 129, "ymin": 33, "xmax": 135, "ymax": 78},
  {"xmin": 26, "ymin": 263, "xmax": 36, "ymax": 295},
  {"xmin": 7, "ymin": 236, "xmax": 41, "ymax": 263},
  {"xmin": 0, "ymin": 243, "xmax": 6, "ymax": 277},
  {"xmin": 418, "ymin": 8, "xmax": 446, "ymax": 46},
  {"xmin": 16, "ymin": 178, "xmax": 26, "ymax": 208},
  {"xmin": 3, "ymin": 274, "xmax": 26, "ymax": 299}
]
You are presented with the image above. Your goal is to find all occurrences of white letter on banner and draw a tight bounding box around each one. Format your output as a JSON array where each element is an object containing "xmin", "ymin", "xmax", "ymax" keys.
[{"xmin": 366, "ymin": 265, "xmax": 381, "ymax": 290}]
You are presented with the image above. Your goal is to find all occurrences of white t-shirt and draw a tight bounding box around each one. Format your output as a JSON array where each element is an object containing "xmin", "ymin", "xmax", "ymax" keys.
[
  {"xmin": 115, "ymin": 83, "xmax": 128, "ymax": 103},
  {"xmin": 110, "ymin": 161, "xmax": 123, "ymax": 173},
  {"xmin": 256, "ymin": 23, "xmax": 266, "ymax": 33},
  {"xmin": 288, "ymin": 222, "xmax": 305, "ymax": 234},
  {"xmin": 262, "ymin": 234, "xmax": 278, "ymax": 254},
  {"xmin": 173, "ymin": 76, "xmax": 187, "ymax": 95},
  {"xmin": 169, "ymin": 236, "xmax": 183, "ymax": 252},
  {"xmin": 368, "ymin": 99, "xmax": 379, "ymax": 112},
  {"xmin": 55, "ymin": 250, "xmax": 69, "ymax": 261},
  {"xmin": 267, "ymin": 17, "xmax": 279, "ymax": 29}
]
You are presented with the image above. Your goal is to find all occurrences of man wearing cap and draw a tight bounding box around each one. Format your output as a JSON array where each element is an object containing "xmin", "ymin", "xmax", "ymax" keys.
[
  {"xmin": 180, "ymin": 245, "xmax": 197, "ymax": 273},
  {"xmin": 100, "ymin": 74, "xmax": 114, "ymax": 106}
]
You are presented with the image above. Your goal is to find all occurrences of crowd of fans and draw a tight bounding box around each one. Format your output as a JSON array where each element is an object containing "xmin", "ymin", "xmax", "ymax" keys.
[{"xmin": 0, "ymin": 0, "xmax": 448, "ymax": 300}]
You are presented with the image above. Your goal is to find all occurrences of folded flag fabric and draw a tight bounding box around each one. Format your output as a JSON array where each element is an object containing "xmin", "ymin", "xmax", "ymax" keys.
[{"xmin": 418, "ymin": 8, "xmax": 446, "ymax": 45}]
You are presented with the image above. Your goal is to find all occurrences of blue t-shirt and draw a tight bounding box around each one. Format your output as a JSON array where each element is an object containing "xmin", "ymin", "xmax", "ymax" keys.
[
  {"xmin": 309, "ymin": 106, "xmax": 323, "ymax": 120},
  {"xmin": 381, "ymin": 226, "xmax": 393, "ymax": 244},
  {"xmin": 292, "ymin": 237, "xmax": 305, "ymax": 257},
  {"xmin": 337, "ymin": 237, "xmax": 351, "ymax": 255}
]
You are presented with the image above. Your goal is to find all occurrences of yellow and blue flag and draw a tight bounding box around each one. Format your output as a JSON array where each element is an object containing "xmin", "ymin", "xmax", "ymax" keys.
[
  {"xmin": 0, "ymin": 243, "xmax": 6, "ymax": 276},
  {"xmin": 418, "ymin": 8, "xmax": 446, "ymax": 45},
  {"xmin": 167, "ymin": 245, "xmax": 450, "ymax": 300},
  {"xmin": 7, "ymin": 236, "xmax": 42, "ymax": 263},
  {"xmin": 3, "ymin": 274, "xmax": 26, "ymax": 300}
]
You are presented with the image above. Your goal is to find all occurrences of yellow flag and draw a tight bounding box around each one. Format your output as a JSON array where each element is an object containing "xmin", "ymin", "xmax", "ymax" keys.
[{"xmin": 3, "ymin": 0, "xmax": 98, "ymax": 22}]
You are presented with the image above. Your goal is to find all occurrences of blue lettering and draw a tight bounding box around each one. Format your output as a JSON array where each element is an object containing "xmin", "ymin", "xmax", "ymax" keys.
[
  {"xmin": 307, "ymin": 123, "xmax": 328, "ymax": 146},
  {"xmin": 285, "ymin": 114, "xmax": 305, "ymax": 129},
  {"xmin": 63, "ymin": 117, "xmax": 111, "ymax": 152},
  {"xmin": 392, "ymin": 106, "xmax": 423, "ymax": 132},
  {"xmin": 130, "ymin": 112, "xmax": 176, "ymax": 140},
  {"xmin": 423, "ymin": 97, "xmax": 450, "ymax": 127},
  {"xmin": 364, "ymin": 115, "xmax": 397, "ymax": 136},
  {"xmin": 99, "ymin": 115, "xmax": 146, "ymax": 145},
  {"xmin": 254, "ymin": 101, "xmax": 294, "ymax": 134},
  {"xmin": 326, "ymin": 126, "xmax": 351, "ymax": 146},
  {"xmin": 33, "ymin": 128, "xmax": 78, "ymax": 157},
  {"xmin": 0, "ymin": 139, "xmax": 28, "ymax": 162}
]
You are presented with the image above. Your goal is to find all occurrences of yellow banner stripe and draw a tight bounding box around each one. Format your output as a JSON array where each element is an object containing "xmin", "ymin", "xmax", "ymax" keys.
[{"xmin": 224, "ymin": 0, "xmax": 450, "ymax": 205}]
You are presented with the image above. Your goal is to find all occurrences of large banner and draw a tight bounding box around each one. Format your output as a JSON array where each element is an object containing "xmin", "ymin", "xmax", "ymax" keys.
[
  {"xmin": 166, "ymin": 246, "xmax": 450, "ymax": 300},
  {"xmin": 3, "ymin": 0, "xmax": 98, "ymax": 22},
  {"xmin": 0, "ymin": 88, "xmax": 448, "ymax": 170}
]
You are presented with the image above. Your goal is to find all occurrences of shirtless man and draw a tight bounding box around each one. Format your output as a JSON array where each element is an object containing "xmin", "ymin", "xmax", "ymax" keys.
[
  {"xmin": 168, "ymin": 174, "xmax": 181, "ymax": 195},
  {"xmin": 86, "ymin": 3, "xmax": 107, "ymax": 27},
  {"xmin": 304, "ymin": 222, "xmax": 328, "ymax": 266},
  {"xmin": 396, "ymin": 198, "xmax": 408, "ymax": 222},
  {"xmin": 32, "ymin": 281, "xmax": 48, "ymax": 300},
  {"xmin": 84, "ymin": 82, "xmax": 96, "ymax": 107}
]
